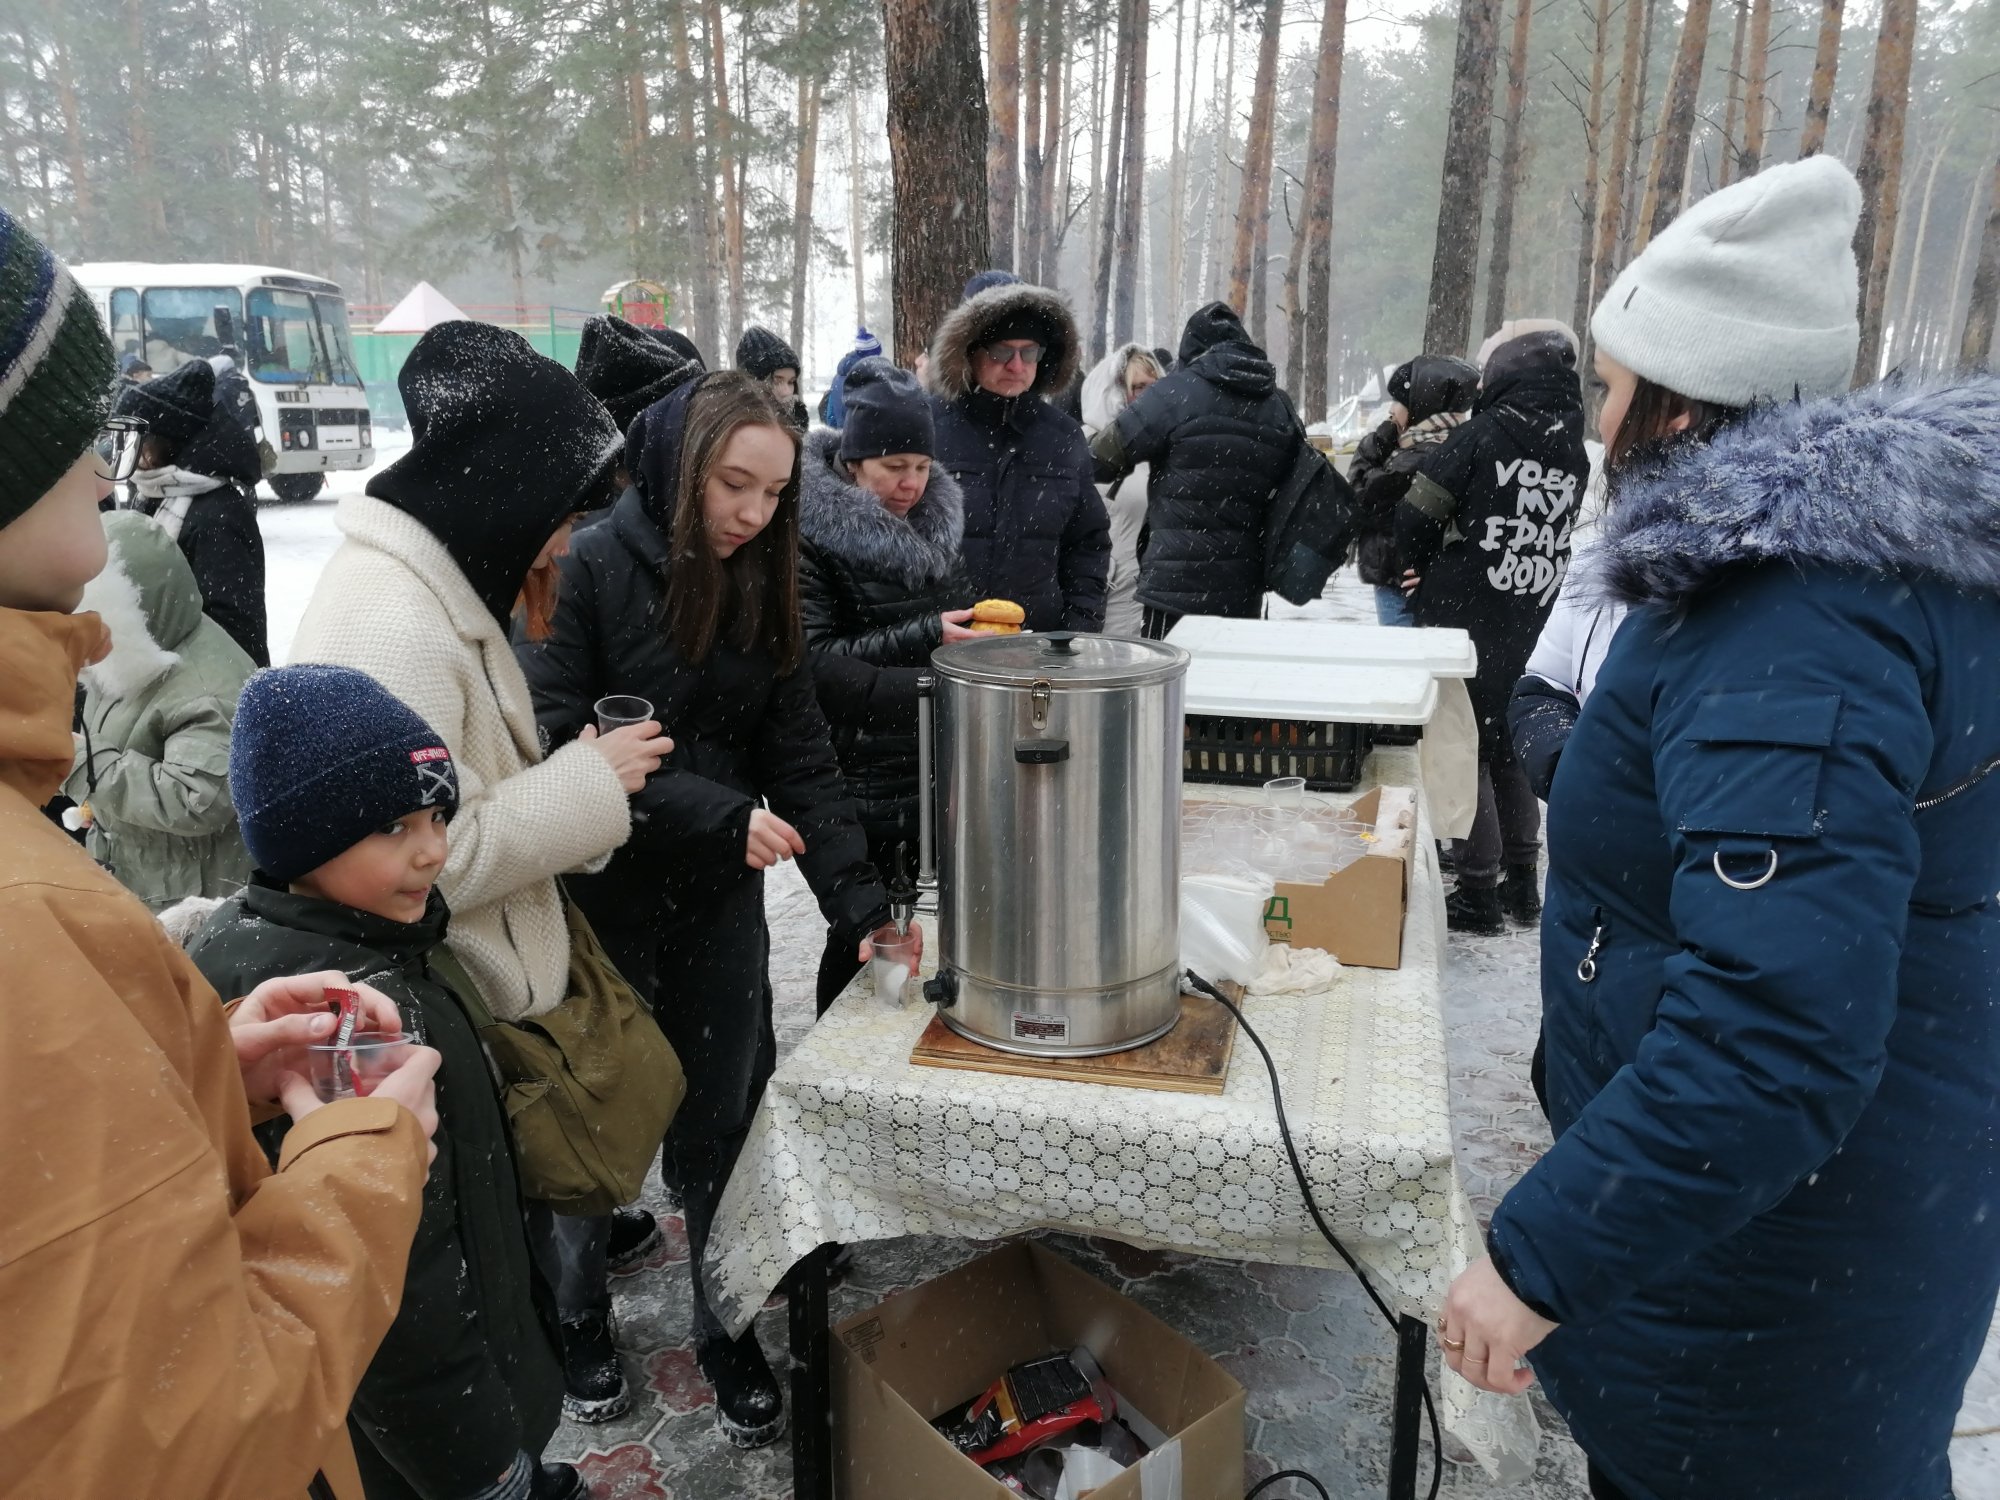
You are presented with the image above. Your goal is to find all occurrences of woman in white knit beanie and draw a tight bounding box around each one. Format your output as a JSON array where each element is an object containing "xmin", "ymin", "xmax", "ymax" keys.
[{"xmin": 1441, "ymin": 154, "xmax": 2000, "ymax": 1500}]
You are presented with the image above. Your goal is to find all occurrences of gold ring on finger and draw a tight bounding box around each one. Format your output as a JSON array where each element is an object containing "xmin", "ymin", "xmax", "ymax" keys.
[{"xmin": 1440, "ymin": 1335, "xmax": 1466, "ymax": 1352}]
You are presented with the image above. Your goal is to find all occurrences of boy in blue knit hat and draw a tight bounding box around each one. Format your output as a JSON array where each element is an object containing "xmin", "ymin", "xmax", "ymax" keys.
[{"xmin": 187, "ymin": 664, "xmax": 587, "ymax": 1500}]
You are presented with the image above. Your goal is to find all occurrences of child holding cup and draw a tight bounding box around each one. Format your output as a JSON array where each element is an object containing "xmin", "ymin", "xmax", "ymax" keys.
[{"xmin": 187, "ymin": 664, "xmax": 582, "ymax": 1500}]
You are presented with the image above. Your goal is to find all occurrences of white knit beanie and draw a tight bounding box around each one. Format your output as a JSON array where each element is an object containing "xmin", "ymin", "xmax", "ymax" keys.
[{"xmin": 1591, "ymin": 156, "xmax": 1862, "ymax": 406}]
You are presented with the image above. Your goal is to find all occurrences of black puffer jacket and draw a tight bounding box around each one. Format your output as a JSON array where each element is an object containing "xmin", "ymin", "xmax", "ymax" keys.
[
  {"xmin": 187, "ymin": 881, "xmax": 561, "ymax": 1497},
  {"xmin": 1394, "ymin": 329, "xmax": 1589, "ymax": 754},
  {"xmin": 925, "ymin": 283, "xmax": 1109, "ymax": 632},
  {"xmin": 798, "ymin": 429, "xmax": 969, "ymax": 831},
  {"xmin": 1091, "ymin": 303, "xmax": 1300, "ymax": 619},
  {"xmin": 517, "ymin": 398, "xmax": 889, "ymax": 948}
]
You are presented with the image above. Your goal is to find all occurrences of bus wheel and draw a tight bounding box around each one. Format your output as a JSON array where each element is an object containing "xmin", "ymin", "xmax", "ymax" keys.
[{"xmin": 268, "ymin": 472, "xmax": 325, "ymax": 504}]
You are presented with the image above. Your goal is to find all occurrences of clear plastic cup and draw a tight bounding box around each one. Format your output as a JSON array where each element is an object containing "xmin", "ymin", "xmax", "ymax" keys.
[
  {"xmin": 306, "ymin": 1028, "xmax": 423, "ymax": 1103},
  {"xmin": 1263, "ymin": 775, "xmax": 1308, "ymax": 809},
  {"xmin": 594, "ymin": 695, "xmax": 655, "ymax": 734},
  {"xmin": 868, "ymin": 929, "xmax": 920, "ymax": 1006}
]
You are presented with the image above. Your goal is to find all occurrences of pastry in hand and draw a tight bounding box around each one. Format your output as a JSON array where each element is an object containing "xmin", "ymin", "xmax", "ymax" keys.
[{"xmin": 968, "ymin": 599, "xmax": 1026, "ymax": 635}]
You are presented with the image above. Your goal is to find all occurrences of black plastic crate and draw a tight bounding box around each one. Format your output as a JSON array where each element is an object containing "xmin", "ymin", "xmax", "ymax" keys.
[{"xmin": 1182, "ymin": 715, "xmax": 1371, "ymax": 792}]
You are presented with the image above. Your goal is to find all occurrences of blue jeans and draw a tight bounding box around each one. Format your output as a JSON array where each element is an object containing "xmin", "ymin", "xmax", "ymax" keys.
[{"xmin": 1375, "ymin": 584, "xmax": 1415, "ymax": 627}]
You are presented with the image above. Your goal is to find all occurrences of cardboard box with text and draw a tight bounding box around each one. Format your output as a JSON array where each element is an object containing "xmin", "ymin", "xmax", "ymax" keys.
[{"xmin": 1261, "ymin": 785, "xmax": 1415, "ymax": 970}]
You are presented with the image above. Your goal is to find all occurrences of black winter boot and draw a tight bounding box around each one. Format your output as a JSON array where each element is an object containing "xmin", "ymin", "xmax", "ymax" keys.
[
  {"xmin": 696, "ymin": 1330, "xmax": 786, "ymax": 1448},
  {"xmin": 1500, "ymin": 863, "xmax": 1542, "ymax": 926},
  {"xmin": 1445, "ymin": 882, "xmax": 1505, "ymax": 935},
  {"xmin": 606, "ymin": 1206, "xmax": 662, "ymax": 1273},
  {"xmin": 558, "ymin": 1311, "xmax": 631, "ymax": 1424}
]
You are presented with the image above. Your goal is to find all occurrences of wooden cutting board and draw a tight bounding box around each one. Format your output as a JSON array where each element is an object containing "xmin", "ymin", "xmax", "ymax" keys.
[{"xmin": 909, "ymin": 990, "xmax": 1238, "ymax": 1094}]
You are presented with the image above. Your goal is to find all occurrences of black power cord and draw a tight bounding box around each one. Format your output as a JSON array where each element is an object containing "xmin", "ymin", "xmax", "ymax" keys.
[
  {"xmin": 1245, "ymin": 1469, "xmax": 1333, "ymax": 1500},
  {"xmin": 1185, "ymin": 970, "xmax": 1446, "ymax": 1500}
]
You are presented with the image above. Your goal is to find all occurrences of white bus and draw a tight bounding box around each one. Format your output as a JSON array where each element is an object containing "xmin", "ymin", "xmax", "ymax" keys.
[{"xmin": 71, "ymin": 261, "xmax": 373, "ymax": 502}]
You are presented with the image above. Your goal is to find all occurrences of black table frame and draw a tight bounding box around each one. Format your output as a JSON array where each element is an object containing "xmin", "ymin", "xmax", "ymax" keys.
[{"xmin": 780, "ymin": 1242, "xmax": 1433, "ymax": 1500}]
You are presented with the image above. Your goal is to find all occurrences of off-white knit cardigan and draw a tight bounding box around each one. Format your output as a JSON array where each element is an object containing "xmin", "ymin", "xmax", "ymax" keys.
[{"xmin": 290, "ymin": 494, "xmax": 633, "ymax": 1020}]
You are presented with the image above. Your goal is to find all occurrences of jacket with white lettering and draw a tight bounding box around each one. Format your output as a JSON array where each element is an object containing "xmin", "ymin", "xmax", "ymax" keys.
[{"xmin": 1395, "ymin": 330, "xmax": 1590, "ymax": 756}]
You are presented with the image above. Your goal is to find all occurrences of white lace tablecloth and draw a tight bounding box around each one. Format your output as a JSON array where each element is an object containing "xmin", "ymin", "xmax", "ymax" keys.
[{"xmin": 704, "ymin": 747, "xmax": 1540, "ymax": 1480}]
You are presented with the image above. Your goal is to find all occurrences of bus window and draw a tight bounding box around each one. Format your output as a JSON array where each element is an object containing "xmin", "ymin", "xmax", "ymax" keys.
[
  {"xmin": 312, "ymin": 294, "xmax": 364, "ymax": 388},
  {"xmin": 141, "ymin": 287, "xmax": 242, "ymax": 374},
  {"xmin": 109, "ymin": 289, "xmax": 141, "ymax": 364},
  {"xmin": 247, "ymin": 287, "xmax": 330, "ymax": 384}
]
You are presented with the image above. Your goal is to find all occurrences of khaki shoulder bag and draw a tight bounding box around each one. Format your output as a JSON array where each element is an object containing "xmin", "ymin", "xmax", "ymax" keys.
[{"xmin": 431, "ymin": 891, "xmax": 685, "ymax": 1216}]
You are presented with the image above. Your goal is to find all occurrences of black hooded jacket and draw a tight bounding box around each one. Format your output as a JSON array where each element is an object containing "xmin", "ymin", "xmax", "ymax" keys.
[
  {"xmin": 368, "ymin": 320, "xmax": 623, "ymax": 628},
  {"xmin": 924, "ymin": 283, "xmax": 1110, "ymax": 632},
  {"xmin": 1395, "ymin": 330, "xmax": 1590, "ymax": 751},
  {"xmin": 797, "ymin": 428, "xmax": 970, "ymax": 832},
  {"xmin": 1347, "ymin": 355, "xmax": 1480, "ymax": 588},
  {"xmin": 187, "ymin": 881, "xmax": 561, "ymax": 1497},
  {"xmin": 516, "ymin": 381, "xmax": 891, "ymax": 945},
  {"xmin": 1092, "ymin": 303, "xmax": 1302, "ymax": 618}
]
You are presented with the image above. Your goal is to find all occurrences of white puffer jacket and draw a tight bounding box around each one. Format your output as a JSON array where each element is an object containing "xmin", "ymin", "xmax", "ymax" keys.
[{"xmin": 290, "ymin": 495, "xmax": 632, "ymax": 1020}]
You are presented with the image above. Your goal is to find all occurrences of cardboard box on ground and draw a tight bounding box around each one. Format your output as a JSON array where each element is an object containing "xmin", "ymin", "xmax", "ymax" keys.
[
  {"xmin": 835, "ymin": 1242, "xmax": 1246, "ymax": 1499},
  {"xmin": 1261, "ymin": 786, "xmax": 1416, "ymax": 970}
]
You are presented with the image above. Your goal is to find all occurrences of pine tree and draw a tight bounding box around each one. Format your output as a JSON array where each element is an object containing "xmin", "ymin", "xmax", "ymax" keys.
[{"xmin": 1422, "ymin": 0, "xmax": 1503, "ymax": 355}]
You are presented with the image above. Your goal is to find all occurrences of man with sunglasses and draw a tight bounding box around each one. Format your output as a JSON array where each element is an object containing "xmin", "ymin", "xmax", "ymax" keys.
[{"xmin": 922, "ymin": 281, "xmax": 1108, "ymax": 634}]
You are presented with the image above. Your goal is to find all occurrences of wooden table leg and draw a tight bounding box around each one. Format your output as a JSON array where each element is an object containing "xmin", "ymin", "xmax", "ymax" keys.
[
  {"xmin": 787, "ymin": 1244, "xmax": 835, "ymax": 1500},
  {"xmin": 1387, "ymin": 1313, "xmax": 1429, "ymax": 1500}
]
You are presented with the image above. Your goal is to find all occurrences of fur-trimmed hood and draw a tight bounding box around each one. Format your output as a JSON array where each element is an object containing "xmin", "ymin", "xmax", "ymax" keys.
[
  {"xmin": 798, "ymin": 427, "xmax": 965, "ymax": 590},
  {"xmin": 1599, "ymin": 377, "xmax": 2000, "ymax": 609},
  {"xmin": 79, "ymin": 511, "xmax": 203, "ymax": 699},
  {"xmin": 923, "ymin": 282, "xmax": 1081, "ymax": 401}
]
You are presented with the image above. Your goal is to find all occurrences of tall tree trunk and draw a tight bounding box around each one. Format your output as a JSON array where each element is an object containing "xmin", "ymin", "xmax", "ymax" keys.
[
  {"xmin": 1112, "ymin": 0, "xmax": 1148, "ymax": 344},
  {"xmin": 122, "ymin": 0, "xmax": 168, "ymax": 238},
  {"xmin": 1198, "ymin": 2, "xmax": 1238, "ymax": 301},
  {"xmin": 883, "ymin": 0, "xmax": 991, "ymax": 365},
  {"xmin": 791, "ymin": 0, "xmax": 822, "ymax": 352},
  {"xmin": 1092, "ymin": 0, "xmax": 1133, "ymax": 361},
  {"xmin": 475, "ymin": 0, "xmax": 527, "ymax": 320},
  {"xmin": 1421, "ymin": 0, "xmax": 1502, "ymax": 355},
  {"xmin": 1719, "ymin": 0, "xmax": 1747, "ymax": 188},
  {"xmin": 1021, "ymin": 0, "xmax": 1046, "ymax": 281},
  {"xmin": 1588, "ymin": 0, "xmax": 1645, "ymax": 367},
  {"xmin": 1852, "ymin": 0, "xmax": 1917, "ymax": 385},
  {"xmin": 1634, "ymin": 0, "xmax": 1714, "ymax": 253},
  {"xmin": 1573, "ymin": 0, "xmax": 1613, "ymax": 342},
  {"xmin": 988, "ymin": 0, "xmax": 1022, "ymax": 267},
  {"xmin": 1959, "ymin": 152, "xmax": 2000, "ymax": 374},
  {"xmin": 1891, "ymin": 127, "xmax": 1951, "ymax": 367},
  {"xmin": 1621, "ymin": 0, "xmax": 1659, "ymax": 260},
  {"xmin": 1483, "ymin": 0, "xmax": 1536, "ymax": 331},
  {"xmin": 1799, "ymin": 0, "xmax": 1843, "ymax": 158},
  {"xmin": 1284, "ymin": 173, "xmax": 1313, "ymax": 398},
  {"xmin": 1739, "ymin": 0, "xmax": 1770, "ymax": 176},
  {"xmin": 1083, "ymin": 22, "xmax": 1108, "ymax": 331},
  {"xmin": 1036, "ymin": 0, "xmax": 1066, "ymax": 284},
  {"xmin": 1165, "ymin": 0, "xmax": 1192, "ymax": 332},
  {"xmin": 848, "ymin": 53, "xmax": 868, "ymax": 330},
  {"xmin": 1227, "ymin": 0, "xmax": 1285, "ymax": 315},
  {"xmin": 704, "ymin": 0, "xmax": 746, "ymax": 352},
  {"xmin": 619, "ymin": 0, "xmax": 651, "ymax": 276},
  {"xmin": 1249, "ymin": 169, "xmax": 1272, "ymax": 346},
  {"xmin": 1299, "ymin": 0, "xmax": 1350, "ymax": 421},
  {"xmin": 49, "ymin": 27, "xmax": 92, "ymax": 252},
  {"xmin": 1943, "ymin": 138, "xmax": 1995, "ymax": 372},
  {"xmin": 671, "ymin": 0, "xmax": 719, "ymax": 354}
]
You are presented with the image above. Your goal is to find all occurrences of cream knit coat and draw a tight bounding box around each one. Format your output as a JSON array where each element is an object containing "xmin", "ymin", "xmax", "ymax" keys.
[{"xmin": 290, "ymin": 494, "xmax": 632, "ymax": 1020}]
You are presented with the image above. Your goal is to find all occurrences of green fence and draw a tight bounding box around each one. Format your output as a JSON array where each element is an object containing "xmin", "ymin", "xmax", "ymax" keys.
[{"xmin": 351, "ymin": 314, "xmax": 590, "ymax": 402}]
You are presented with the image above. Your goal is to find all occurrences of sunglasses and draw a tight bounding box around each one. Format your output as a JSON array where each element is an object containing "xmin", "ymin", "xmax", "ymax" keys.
[
  {"xmin": 94, "ymin": 416, "xmax": 150, "ymax": 483},
  {"xmin": 980, "ymin": 343, "xmax": 1044, "ymax": 367}
]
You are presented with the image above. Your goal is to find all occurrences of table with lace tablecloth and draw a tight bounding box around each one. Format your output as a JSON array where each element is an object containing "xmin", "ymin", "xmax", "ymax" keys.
[{"xmin": 703, "ymin": 746, "xmax": 1541, "ymax": 1492}]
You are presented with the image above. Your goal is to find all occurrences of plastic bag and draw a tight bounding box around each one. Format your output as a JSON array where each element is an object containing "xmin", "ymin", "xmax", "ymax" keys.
[{"xmin": 1180, "ymin": 872, "xmax": 1273, "ymax": 986}]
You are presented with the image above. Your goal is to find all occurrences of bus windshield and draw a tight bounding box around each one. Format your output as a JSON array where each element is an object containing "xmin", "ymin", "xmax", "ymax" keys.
[
  {"xmin": 141, "ymin": 287, "xmax": 243, "ymax": 374},
  {"xmin": 247, "ymin": 287, "xmax": 332, "ymax": 384},
  {"xmin": 313, "ymin": 294, "xmax": 364, "ymax": 388}
]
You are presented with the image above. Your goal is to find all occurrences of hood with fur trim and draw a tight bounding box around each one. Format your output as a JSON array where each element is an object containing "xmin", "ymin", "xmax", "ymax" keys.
[
  {"xmin": 79, "ymin": 511, "xmax": 203, "ymax": 699},
  {"xmin": 1598, "ymin": 377, "xmax": 2000, "ymax": 610},
  {"xmin": 923, "ymin": 282, "xmax": 1081, "ymax": 401},
  {"xmin": 798, "ymin": 427, "xmax": 965, "ymax": 590}
]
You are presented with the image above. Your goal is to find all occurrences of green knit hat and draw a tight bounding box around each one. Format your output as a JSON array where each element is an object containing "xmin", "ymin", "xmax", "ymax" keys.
[{"xmin": 0, "ymin": 205, "xmax": 114, "ymax": 530}]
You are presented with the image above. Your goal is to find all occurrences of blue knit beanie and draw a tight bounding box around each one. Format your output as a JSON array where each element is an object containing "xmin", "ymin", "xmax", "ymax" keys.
[{"xmin": 231, "ymin": 665, "xmax": 460, "ymax": 883}]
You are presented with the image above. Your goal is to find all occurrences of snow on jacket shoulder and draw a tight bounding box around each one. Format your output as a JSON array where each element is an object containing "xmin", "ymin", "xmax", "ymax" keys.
[
  {"xmin": 0, "ymin": 606, "xmax": 428, "ymax": 1500},
  {"xmin": 65, "ymin": 511, "xmax": 252, "ymax": 911},
  {"xmin": 1489, "ymin": 377, "xmax": 2000, "ymax": 1499},
  {"xmin": 289, "ymin": 494, "xmax": 632, "ymax": 1021},
  {"xmin": 924, "ymin": 282, "xmax": 1109, "ymax": 632}
]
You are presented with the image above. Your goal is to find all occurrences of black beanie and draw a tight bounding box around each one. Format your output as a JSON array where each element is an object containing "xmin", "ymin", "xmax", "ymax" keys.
[
  {"xmin": 651, "ymin": 327, "xmax": 706, "ymax": 368},
  {"xmin": 838, "ymin": 359, "xmax": 933, "ymax": 462},
  {"xmin": 576, "ymin": 314, "xmax": 698, "ymax": 429},
  {"xmin": 231, "ymin": 665, "xmax": 460, "ymax": 884},
  {"xmin": 735, "ymin": 325, "xmax": 800, "ymax": 381},
  {"xmin": 368, "ymin": 320, "xmax": 622, "ymax": 628},
  {"xmin": 115, "ymin": 356, "xmax": 214, "ymax": 444}
]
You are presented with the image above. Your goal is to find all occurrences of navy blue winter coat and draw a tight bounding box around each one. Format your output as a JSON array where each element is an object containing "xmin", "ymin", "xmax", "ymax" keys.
[
  {"xmin": 1486, "ymin": 380, "xmax": 2000, "ymax": 1500},
  {"xmin": 924, "ymin": 282, "xmax": 1110, "ymax": 632}
]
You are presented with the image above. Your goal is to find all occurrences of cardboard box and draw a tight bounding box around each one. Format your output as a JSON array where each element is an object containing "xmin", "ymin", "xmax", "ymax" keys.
[
  {"xmin": 835, "ymin": 1241, "xmax": 1246, "ymax": 1499},
  {"xmin": 1262, "ymin": 786, "xmax": 1415, "ymax": 970}
]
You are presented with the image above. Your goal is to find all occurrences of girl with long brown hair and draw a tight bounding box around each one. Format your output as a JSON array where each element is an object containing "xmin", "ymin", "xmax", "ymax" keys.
[{"xmin": 518, "ymin": 370, "xmax": 898, "ymax": 1447}]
